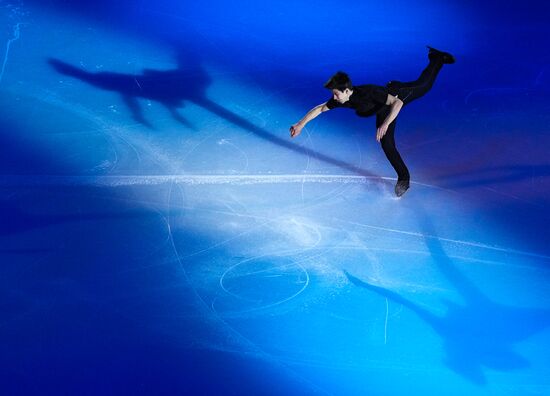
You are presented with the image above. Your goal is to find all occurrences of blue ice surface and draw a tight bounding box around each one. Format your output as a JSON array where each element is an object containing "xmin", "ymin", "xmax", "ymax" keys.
[{"xmin": 1, "ymin": 0, "xmax": 549, "ymax": 395}]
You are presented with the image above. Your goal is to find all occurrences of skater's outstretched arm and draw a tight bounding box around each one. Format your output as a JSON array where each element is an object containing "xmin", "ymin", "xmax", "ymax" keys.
[
  {"xmin": 290, "ymin": 102, "xmax": 331, "ymax": 138},
  {"xmin": 376, "ymin": 94, "xmax": 403, "ymax": 142}
]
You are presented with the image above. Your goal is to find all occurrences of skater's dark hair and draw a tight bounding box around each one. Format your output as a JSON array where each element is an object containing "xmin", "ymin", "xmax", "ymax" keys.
[{"xmin": 324, "ymin": 71, "xmax": 352, "ymax": 91}]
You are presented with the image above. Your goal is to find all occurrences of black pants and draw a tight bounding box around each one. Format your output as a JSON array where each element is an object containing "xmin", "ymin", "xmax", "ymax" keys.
[{"xmin": 377, "ymin": 59, "xmax": 444, "ymax": 181}]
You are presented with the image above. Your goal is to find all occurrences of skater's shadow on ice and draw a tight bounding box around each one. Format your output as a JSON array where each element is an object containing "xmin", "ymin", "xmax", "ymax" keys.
[
  {"xmin": 48, "ymin": 53, "xmax": 382, "ymax": 180},
  {"xmin": 48, "ymin": 52, "xmax": 203, "ymax": 129},
  {"xmin": 345, "ymin": 207, "xmax": 550, "ymax": 385}
]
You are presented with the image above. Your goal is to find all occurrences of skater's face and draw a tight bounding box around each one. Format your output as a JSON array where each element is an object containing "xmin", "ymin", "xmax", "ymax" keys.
[{"xmin": 332, "ymin": 88, "xmax": 352, "ymax": 103}]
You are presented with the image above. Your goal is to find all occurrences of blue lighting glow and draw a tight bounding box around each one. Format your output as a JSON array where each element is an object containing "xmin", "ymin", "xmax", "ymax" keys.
[{"xmin": 1, "ymin": 0, "xmax": 549, "ymax": 395}]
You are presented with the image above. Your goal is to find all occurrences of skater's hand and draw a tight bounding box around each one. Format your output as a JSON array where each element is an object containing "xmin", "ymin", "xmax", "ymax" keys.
[
  {"xmin": 290, "ymin": 123, "xmax": 303, "ymax": 138},
  {"xmin": 376, "ymin": 123, "xmax": 389, "ymax": 142}
]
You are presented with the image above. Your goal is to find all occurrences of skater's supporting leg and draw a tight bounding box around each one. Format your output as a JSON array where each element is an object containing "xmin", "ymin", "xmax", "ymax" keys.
[{"xmin": 377, "ymin": 109, "xmax": 410, "ymax": 183}]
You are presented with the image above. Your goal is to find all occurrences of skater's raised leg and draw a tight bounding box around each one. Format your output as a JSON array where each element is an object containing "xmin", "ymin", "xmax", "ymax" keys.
[{"xmin": 387, "ymin": 47, "xmax": 454, "ymax": 105}]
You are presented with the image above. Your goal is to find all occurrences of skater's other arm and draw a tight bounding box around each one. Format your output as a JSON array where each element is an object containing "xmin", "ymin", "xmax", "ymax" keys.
[
  {"xmin": 376, "ymin": 94, "xmax": 403, "ymax": 142},
  {"xmin": 290, "ymin": 102, "xmax": 330, "ymax": 138}
]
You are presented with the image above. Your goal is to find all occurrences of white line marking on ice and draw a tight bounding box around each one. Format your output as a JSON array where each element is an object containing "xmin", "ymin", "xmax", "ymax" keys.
[
  {"xmin": 341, "ymin": 220, "xmax": 550, "ymax": 260},
  {"xmin": 0, "ymin": 174, "xmax": 394, "ymax": 186},
  {"xmin": 0, "ymin": 23, "xmax": 22, "ymax": 84},
  {"xmin": 384, "ymin": 297, "xmax": 389, "ymax": 345}
]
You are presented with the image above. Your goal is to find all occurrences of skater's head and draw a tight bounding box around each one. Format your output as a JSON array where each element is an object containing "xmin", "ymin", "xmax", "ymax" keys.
[{"xmin": 324, "ymin": 71, "xmax": 353, "ymax": 103}]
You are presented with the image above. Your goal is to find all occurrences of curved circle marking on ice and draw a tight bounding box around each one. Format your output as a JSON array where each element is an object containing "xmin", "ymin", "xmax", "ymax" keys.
[{"xmin": 219, "ymin": 255, "xmax": 310, "ymax": 313}]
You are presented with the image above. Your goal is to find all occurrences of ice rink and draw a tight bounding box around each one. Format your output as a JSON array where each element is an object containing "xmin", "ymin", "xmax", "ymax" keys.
[{"xmin": 1, "ymin": 1, "xmax": 549, "ymax": 394}]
